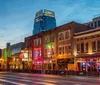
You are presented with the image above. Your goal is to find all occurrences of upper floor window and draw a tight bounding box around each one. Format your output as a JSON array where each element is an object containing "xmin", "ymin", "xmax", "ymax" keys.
[
  {"xmin": 92, "ymin": 41, "xmax": 96, "ymax": 52},
  {"xmin": 65, "ymin": 30, "xmax": 70, "ymax": 40},
  {"xmin": 60, "ymin": 33, "xmax": 64, "ymax": 40},
  {"xmin": 91, "ymin": 23, "xmax": 93, "ymax": 27},
  {"xmin": 97, "ymin": 40, "xmax": 100, "ymax": 51},
  {"xmin": 94, "ymin": 22, "xmax": 97, "ymax": 28},
  {"xmin": 45, "ymin": 35, "xmax": 54, "ymax": 44},
  {"xmin": 65, "ymin": 46, "xmax": 71, "ymax": 54},
  {"xmin": 77, "ymin": 44, "xmax": 80, "ymax": 53},
  {"xmin": 85, "ymin": 43, "xmax": 88, "ymax": 53},
  {"xmin": 81, "ymin": 43, "xmax": 84, "ymax": 53},
  {"xmin": 58, "ymin": 30, "xmax": 70, "ymax": 41},
  {"xmin": 98, "ymin": 21, "xmax": 100, "ymax": 27},
  {"xmin": 34, "ymin": 39, "xmax": 37, "ymax": 46},
  {"xmin": 58, "ymin": 47, "xmax": 62, "ymax": 54},
  {"xmin": 62, "ymin": 47, "xmax": 64, "ymax": 54},
  {"xmin": 34, "ymin": 38, "xmax": 41, "ymax": 46},
  {"xmin": 44, "ymin": 49, "xmax": 47, "ymax": 57},
  {"xmin": 38, "ymin": 38, "xmax": 41, "ymax": 45},
  {"xmin": 50, "ymin": 35, "xmax": 54, "ymax": 42},
  {"xmin": 45, "ymin": 37, "xmax": 47, "ymax": 44}
]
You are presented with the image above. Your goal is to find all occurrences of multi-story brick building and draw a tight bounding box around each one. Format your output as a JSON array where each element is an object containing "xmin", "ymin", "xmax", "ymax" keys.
[
  {"xmin": 43, "ymin": 29, "xmax": 57, "ymax": 70},
  {"xmin": 55, "ymin": 21, "xmax": 92, "ymax": 71},
  {"xmin": 25, "ymin": 32, "xmax": 44, "ymax": 70},
  {"xmin": 74, "ymin": 28, "xmax": 100, "ymax": 72},
  {"xmin": 26, "ymin": 21, "xmax": 92, "ymax": 71}
]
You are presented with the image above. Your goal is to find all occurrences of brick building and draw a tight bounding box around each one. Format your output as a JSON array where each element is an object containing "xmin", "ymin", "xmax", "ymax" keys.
[
  {"xmin": 25, "ymin": 21, "xmax": 93, "ymax": 71},
  {"xmin": 25, "ymin": 32, "xmax": 44, "ymax": 70},
  {"xmin": 74, "ymin": 28, "xmax": 100, "ymax": 72}
]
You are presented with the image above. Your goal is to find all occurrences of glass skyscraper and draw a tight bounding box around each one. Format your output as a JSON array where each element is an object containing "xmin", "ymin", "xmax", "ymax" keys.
[{"xmin": 33, "ymin": 9, "xmax": 56, "ymax": 35}]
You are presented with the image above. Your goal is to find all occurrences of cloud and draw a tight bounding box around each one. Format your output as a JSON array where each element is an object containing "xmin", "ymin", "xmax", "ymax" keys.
[{"xmin": 0, "ymin": 0, "xmax": 100, "ymax": 48}]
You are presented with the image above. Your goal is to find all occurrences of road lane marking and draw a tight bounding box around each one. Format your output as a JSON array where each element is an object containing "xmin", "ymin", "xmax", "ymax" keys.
[
  {"xmin": 0, "ymin": 75, "xmax": 57, "ymax": 83},
  {"xmin": 0, "ymin": 76, "xmax": 57, "ymax": 84},
  {"xmin": 0, "ymin": 79, "xmax": 26, "ymax": 85},
  {"xmin": 74, "ymin": 84, "xmax": 82, "ymax": 85},
  {"xmin": 0, "ymin": 75, "xmax": 99, "ymax": 85},
  {"xmin": 34, "ymin": 81, "xmax": 56, "ymax": 85},
  {"xmin": 0, "ymin": 76, "xmax": 56, "ymax": 85}
]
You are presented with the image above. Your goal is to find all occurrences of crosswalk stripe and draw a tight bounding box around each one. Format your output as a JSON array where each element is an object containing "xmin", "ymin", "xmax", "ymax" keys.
[
  {"xmin": 0, "ymin": 78, "xmax": 26, "ymax": 85},
  {"xmin": 34, "ymin": 81, "xmax": 55, "ymax": 85},
  {"xmin": 0, "ymin": 76, "xmax": 57, "ymax": 85},
  {"xmin": 0, "ymin": 75, "xmax": 57, "ymax": 83},
  {"xmin": 0, "ymin": 74, "xmax": 99, "ymax": 85}
]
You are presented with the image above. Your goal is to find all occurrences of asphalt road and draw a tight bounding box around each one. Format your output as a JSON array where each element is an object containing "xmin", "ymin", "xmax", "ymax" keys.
[{"xmin": 0, "ymin": 72, "xmax": 100, "ymax": 85}]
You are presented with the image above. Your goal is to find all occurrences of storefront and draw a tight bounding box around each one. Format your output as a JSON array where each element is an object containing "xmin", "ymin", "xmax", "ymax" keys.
[
  {"xmin": 33, "ymin": 47, "xmax": 43, "ymax": 70},
  {"xmin": 76, "ymin": 56, "xmax": 100, "ymax": 72},
  {"xmin": 43, "ymin": 59, "xmax": 56, "ymax": 70},
  {"xmin": 57, "ymin": 58, "xmax": 74, "ymax": 71}
]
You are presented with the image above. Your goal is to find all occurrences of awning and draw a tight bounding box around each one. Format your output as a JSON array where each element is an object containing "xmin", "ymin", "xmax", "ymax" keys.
[{"xmin": 76, "ymin": 53, "xmax": 100, "ymax": 58}]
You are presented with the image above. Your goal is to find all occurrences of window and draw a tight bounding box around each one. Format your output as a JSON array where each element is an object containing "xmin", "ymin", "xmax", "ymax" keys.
[
  {"xmin": 77, "ymin": 44, "xmax": 80, "ymax": 53},
  {"xmin": 58, "ymin": 47, "xmax": 62, "ymax": 54},
  {"xmin": 97, "ymin": 40, "xmax": 100, "ymax": 51},
  {"xmin": 44, "ymin": 49, "xmax": 47, "ymax": 57},
  {"xmin": 38, "ymin": 38, "xmax": 41, "ymax": 45},
  {"xmin": 98, "ymin": 21, "xmax": 100, "ymax": 27},
  {"xmin": 58, "ymin": 32, "xmax": 64, "ymax": 40},
  {"xmin": 62, "ymin": 47, "xmax": 64, "ymax": 54},
  {"xmin": 65, "ymin": 46, "xmax": 71, "ymax": 54},
  {"xmin": 94, "ymin": 22, "xmax": 97, "ymax": 28},
  {"xmin": 85, "ymin": 43, "xmax": 88, "ymax": 53},
  {"xmin": 43, "ymin": 17, "xmax": 46, "ymax": 27},
  {"xmin": 92, "ymin": 41, "xmax": 96, "ymax": 52},
  {"xmin": 81, "ymin": 43, "xmax": 84, "ymax": 53},
  {"xmin": 91, "ymin": 23, "xmax": 93, "ymax": 27},
  {"xmin": 51, "ymin": 35, "xmax": 54, "ymax": 42},
  {"xmin": 69, "ymin": 46, "xmax": 71, "ymax": 53},
  {"xmin": 65, "ymin": 46, "xmax": 68, "ymax": 54},
  {"xmin": 65, "ymin": 30, "xmax": 70, "ymax": 39},
  {"xmin": 47, "ymin": 36, "xmax": 50, "ymax": 43},
  {"xmin": 34, "ymin": 40, "xmax": 37, "ymax": 46},
  {"xmin": 45, "ymin": 37, "xmax": 47, "ymax": 44},
  {"xmin": 61, "ymin": 33, "xmax": 64, "ymax": 40},
  {"xmin": 58, "ymin": 33, "xmax": 61, "ymax": 40}
]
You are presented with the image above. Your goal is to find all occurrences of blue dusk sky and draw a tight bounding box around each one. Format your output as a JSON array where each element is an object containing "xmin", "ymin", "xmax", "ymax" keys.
[{"xmin": 0, "ymin": 0, "xmax": 100, "ymax": 48}]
